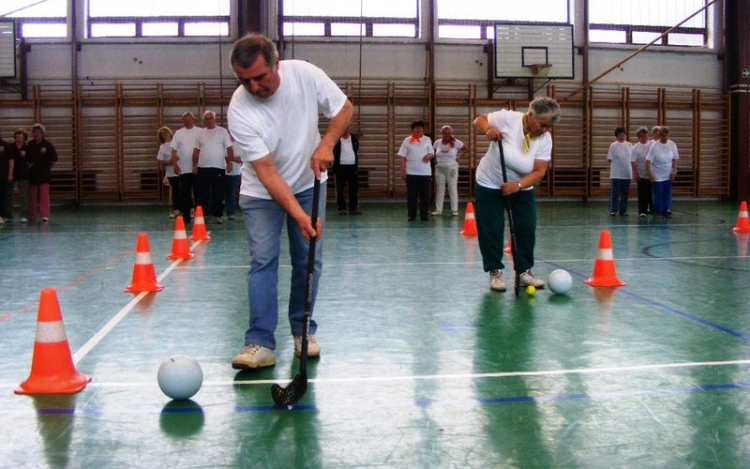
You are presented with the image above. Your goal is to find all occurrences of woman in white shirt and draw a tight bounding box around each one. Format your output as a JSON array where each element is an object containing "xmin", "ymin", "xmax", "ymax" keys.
[
  {"xmin": 630, "ymin": 127, "xmax": 653, "ymax": 217},
  {"xmin": 646, "ymin": 126, "xmax": 679, "ymax": 218},
  {"xmin": 156, "ymin": 126, "xmax": 180, "ymax": 218},
  {"xmin": 607, "ymin": 127, "xmax": 633, "ymax": 216},
  {"xmin": 472, "ymin": 97, "xmax": 561, "ymax": 292},
  {"xmin": 432, "ymin": 125, "xmax": 467, "ymax": 216},
  {"xmin": 398, "ymin": 120, "xmax": 434, "ymax": 221}
]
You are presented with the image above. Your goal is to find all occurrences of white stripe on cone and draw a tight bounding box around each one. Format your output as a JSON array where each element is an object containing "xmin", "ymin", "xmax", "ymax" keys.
[
  {"xmin": 35, "ymin": 321, "xmax": 68, "ymax": 343},
  {"xmin": 597, "ymin": 249, "xmax": 614, "ymax": 261},
  {"xmin": 134, "ymin": 252, "xmax": 153, "ymax": 264},
  {"xmin": 174, "ymin": 231, "xmax": 187, "ymax": 239},
  {"xmin": 465, "ymin": 213, "xmax": 475, "ymax": 220}
]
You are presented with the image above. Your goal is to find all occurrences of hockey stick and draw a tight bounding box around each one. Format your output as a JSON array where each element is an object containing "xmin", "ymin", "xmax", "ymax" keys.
[
  {"xmin": 497, "ymin": 141, "xmax": 521, "ymax": 298},
  {"xmin": 271, "ymin": 177, "xmax": 321, "ymax": 406}
]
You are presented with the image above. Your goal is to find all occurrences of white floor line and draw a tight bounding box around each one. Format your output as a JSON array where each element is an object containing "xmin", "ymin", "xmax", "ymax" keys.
[
  {"xmin": 26, "ymin": 358, "xmax": 745, "ymax": 389},
  {"xmin": 71, "ymin": 239, "xmax": 205, "ymax": 365}
]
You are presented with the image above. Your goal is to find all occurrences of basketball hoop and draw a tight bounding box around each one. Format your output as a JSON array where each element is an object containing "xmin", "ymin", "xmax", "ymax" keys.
[{"xmin": 529, "ymin": 63, "xmax": 553, "ymax": 77}]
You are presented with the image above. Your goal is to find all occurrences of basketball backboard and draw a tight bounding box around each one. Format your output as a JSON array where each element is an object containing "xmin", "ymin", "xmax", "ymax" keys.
[{"xmin": 494, "ymin": 22, "xmax": 574, "ymax": 80}]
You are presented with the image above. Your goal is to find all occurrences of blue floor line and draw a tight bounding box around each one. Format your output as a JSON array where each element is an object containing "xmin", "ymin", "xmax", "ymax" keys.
[{"xmin": 543, "ymin": 260, "xmax": 750, "ymax": 343}]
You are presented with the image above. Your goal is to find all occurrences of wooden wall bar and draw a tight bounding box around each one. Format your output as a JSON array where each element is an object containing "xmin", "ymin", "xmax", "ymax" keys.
[{"xmin": 0, "ymin": 81, "xmax": 730, "ymax": 204}]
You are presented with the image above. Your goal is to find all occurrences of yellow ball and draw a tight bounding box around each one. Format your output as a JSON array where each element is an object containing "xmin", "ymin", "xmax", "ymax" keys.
[{"xmin": 525, "ymin": 285, "xmax": 536, "ymax": 296}]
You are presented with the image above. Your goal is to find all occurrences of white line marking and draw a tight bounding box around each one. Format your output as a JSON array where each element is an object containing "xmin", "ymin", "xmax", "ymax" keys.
[
  {"xmin": 71, "ymin": 239, "xmax": 205, "ymax": 365},
  {"xmin": 24, "ymin": 358, "xmax": 747, "ymax": 389}
]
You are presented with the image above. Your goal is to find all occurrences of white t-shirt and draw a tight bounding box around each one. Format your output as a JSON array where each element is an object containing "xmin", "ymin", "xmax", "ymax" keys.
[
  {"xmin": 195, "ymin": 126, "xmax": 233, "ymax": 169},
  {"xmin": 171, "ymin": 126, "xmax": 201, "ymax": 174},
  {"xmin": 608, "ymin": 141, "xmax": 633, "ymax": 180},
  {"xmin": 398, "ymin": 136, "xmax": 434, "ymax": 176},
  {"xmin": 433, "ymin": 139, "xmax": 464, "ymax": 167},
  {"xmin": 646, "ymin": 140, "xmax": 679, "ymax": 182},
  {"xmin": 157, "ymin": 142, "xmax": 176, "ymax": 178},
  {"xmin": 631, "ymin": 142, "xmax": 650, "ymax": 179},
  {"xmin": 476, "ymin": 109, "xmax": 552, "ymax": 190},
  {"xmin": 339, "ymin": 137, "xmax": 356, "ymax": 165},
  {"xmin": 228, "ymin": 60, "xmax": 348, "ymax": 199}
]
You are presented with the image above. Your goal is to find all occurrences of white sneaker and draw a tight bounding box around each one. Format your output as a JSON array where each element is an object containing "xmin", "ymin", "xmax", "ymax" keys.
[
  {"xmin": 294, "ymin": 335, "xmax": 321, "ymax": 358},
  {"xmin": 231, "ymin": 344, "xmax": 276, "ymax": 370},
  {"xmin": 20, "ymin": 217, "xmax": 27, "ymax": 223},
  {"xmin": 169, "ymin": 210, "xmax": 179, "ymax": 219},
  {"xmin": 430, "ymin": 210, "xmax": 442, "ymax": 216},
  {"xmin": 452, "ymin": 210, "xmax": 459, "ymax": 216},
  {"xmin": 489, "ymin": 269, "xmax": 506, "ymax": 291},
  {"xmin": 519, "ymin": 270, "xmax": 545, "ymax": 289},
  {"xmin": 0, "ymin": 216, "xmax": 4, "ymax": 224},
  {"xmin": 215, "ymin": 217, "xmax": 223, "ymax": 224},
  {"xmin": 42, "ymin": 217, "xmax": 49, "ymax": 223}
]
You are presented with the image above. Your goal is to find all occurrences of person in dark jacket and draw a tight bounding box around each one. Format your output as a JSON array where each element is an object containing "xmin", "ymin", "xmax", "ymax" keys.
[
  {"xmin": 332, "ymin": 125, "xmax": 361, "ymax": 215},
  {"xmin": 27, "ymin": 123, "xmax": 58, "ymax": 223}
]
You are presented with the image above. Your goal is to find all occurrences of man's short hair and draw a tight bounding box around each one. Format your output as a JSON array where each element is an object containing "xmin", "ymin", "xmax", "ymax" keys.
[{"xmin": 230, "ymin": 33, "xmax": 279, "ymax": 69}]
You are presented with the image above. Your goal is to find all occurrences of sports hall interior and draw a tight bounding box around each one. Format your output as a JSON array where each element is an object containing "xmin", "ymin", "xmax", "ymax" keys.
[{"xmin": 1, "ymin": 1, "xmax": 750, "ymax": 468}]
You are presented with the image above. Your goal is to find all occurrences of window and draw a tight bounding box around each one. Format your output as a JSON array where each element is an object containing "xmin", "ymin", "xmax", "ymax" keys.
[
  {"xmin": 589, "ymin": 0, "xmax": 708, "ymax": 47},
  {"xmin": 3, "ymin": 0, "xmax": 68, "ymax": 39},
  {"xmin": 280, "ymin": 0, "xmax": 419, "ymax": 38},
  {"xmin": 437, "ymin": 0, "xmax": 570, "ymax": 40},
  {"xmin": 87, "ymin": 0, "xmax": 230, "ymax": 38}
]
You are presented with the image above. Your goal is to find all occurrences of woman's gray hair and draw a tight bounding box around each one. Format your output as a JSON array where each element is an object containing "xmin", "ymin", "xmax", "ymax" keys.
[
  {"xmin": 440, "ymin": 125, "xmax": 453, "ymax": 133},
  {"xmin": 31, "ymin": 123, "xmax": 45, "ymax": 135},
  {"xmin": 230, "ymin": 33, "xmax": 279, "ymax": 69},
  {"xmin": 636, "ymin": 126, "xmax": 649, "ymax": 136},
  {"xmin": 529, "ymin": 97, "xmax": 561, "ymax": 125}
]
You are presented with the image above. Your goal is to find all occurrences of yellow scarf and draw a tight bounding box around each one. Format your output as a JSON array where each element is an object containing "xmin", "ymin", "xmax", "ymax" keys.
[{"xmin": 522, "ymin": 114, "xmax": 534, "ymax": 154}]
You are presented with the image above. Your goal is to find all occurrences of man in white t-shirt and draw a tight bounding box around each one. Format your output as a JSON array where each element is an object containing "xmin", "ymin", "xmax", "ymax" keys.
[
  {"xmin": 171, "ymin": 112, "xmax": 201, "ymax": 223},
  {"xmin": 227, "ymin": 34, "xmax": 353, "ymax": 370},
  {"xmin": 192, "ymin": 110, "xmax": 234, "ymax": 224}
]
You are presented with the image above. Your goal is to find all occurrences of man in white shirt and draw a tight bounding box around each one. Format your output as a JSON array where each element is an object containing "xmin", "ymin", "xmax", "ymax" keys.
[
  {"xmin": 227, "ymin": 34, "xmax": 353, "ymax": 370},
  {"xmin": 192, "ymin": 110, "xmax": 234, "ymax": 224},
  {"xmin": 332, "ymin": 125, "xmax": 360, "ymax": 215},
  {"xmin": 171, "ymin": 112, "xmax": 201, "ymax": 223}
]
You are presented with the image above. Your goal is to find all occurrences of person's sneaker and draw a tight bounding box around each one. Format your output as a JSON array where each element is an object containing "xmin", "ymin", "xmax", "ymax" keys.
[
  {"xmin": 519, "ymin": 270, "xmax": 545, "ymax": 289},
  {"xmin": 489, "ymin": 269, "xmax": 506, "ymax": 291},
  {"xmin": 169, "ymin": 210, "xmax": 180, "ymax": 218},
  {"xmin": 20, "ymin": 217, "xmax": 27, "ymax": 223},
  {"xmin": 228, "ymin": 215, "xmax": 235, "ymax": 220},
  {"xmin": 215, "ymin": 217, "xmax": 223, "ymax": 224},
  {"xmin": 609, "ymin": 212, "xmax": 616, "ymax": 216},
  {"xmin": 42, "ymin": 217, "xmax": 49, "ymax": 223},
  {"xmin": 294, "ymin": 335, "xmax": 321, "ymax": 358},
  {"xmin": 190, "ymin": 208, "xmax": 195, "ymax": 217},
  {"xmin": 0, "ymin": 216, "xmax": 5, "ymax": 224},
  {"xmin": 639, "ymin": 213, "xmax": 647, "ymax": 218},
  {"xmin": 231, "ymin": 344, "xmax": 275, "ymax": 370},
  {"xmin": 431, "ymin": 210, "xmax": 442, "ymax": 216},
  {"xmin": 452, "ymin": 210, "xmax": 459, "ymax": 216},
  {"xmin": 338, "ymin": 209, "xmax": 347, "ymax": 215}
]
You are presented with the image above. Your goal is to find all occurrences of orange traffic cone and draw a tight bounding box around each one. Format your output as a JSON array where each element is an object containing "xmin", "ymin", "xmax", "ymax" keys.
[
  {"xmin": 460, "ymin": 202, "xmax": 477, "ymax": 236},
  {"xmin": 190, "ymin": 205, "xmax": 211, "ymax": 241},
  {"xmin": 583, "ymin": 230, "xmax": 627, "ymax": 287},
  {"xmin": 15, "ymin": 289, "xmax": 92, "ymax": 394},
  {"xmin": 166, "ymin": 216, "xmax": 195, "ymax": 260},
  {"xmin": 125, "ymin": 233, "xmax": 164, "ymax": 292},
  {"xmin": 732, "ymin": 201, "xmax": 750, "ymax": 234}
]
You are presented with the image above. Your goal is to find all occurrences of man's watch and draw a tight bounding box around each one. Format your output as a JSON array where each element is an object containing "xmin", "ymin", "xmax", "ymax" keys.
[{"xmin": 517, "ymin": 181, "xmax": 523, "ymax": 190}]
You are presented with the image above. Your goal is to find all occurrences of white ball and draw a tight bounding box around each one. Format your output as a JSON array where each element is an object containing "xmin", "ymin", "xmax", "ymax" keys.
[
  {"xmin": 157, "ymin": 354, "xmax": 203, "ymax": 400},
  {"xmin": 548, "ymin": 269, "xmax": 573, "ymax": 295}
]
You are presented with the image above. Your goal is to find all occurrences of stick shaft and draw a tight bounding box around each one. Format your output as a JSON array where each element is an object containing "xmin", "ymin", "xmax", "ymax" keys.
[{"xmin": 300, "ymin": 177, "xmax": 321, "ymax": 373}]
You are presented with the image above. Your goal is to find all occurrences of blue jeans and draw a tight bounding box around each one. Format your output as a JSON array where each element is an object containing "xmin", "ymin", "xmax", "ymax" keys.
[
  {"xmin": 238, "ymin": 183, "xmax": 326, "ymax": 349},
  {"xmin": 652, "ymin": 180, "xmax": 673, "ymax": 216},
  {"xmin": 224, "ymin": 175, "xmax": 240, "ymax": 216}
]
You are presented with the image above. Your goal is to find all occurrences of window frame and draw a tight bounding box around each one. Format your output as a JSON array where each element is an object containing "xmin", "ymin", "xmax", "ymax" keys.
[{"xmin": 86, "ymin": 16, "xmax": 231, "ymax": 39}]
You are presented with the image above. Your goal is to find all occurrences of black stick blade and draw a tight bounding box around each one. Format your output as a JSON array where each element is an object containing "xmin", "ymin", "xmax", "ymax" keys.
[{"xmin": 271, "ymin": 371, "xmax": 308, "ymax": 406}]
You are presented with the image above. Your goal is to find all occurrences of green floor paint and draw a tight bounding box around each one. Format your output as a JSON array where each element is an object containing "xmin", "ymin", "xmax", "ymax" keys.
[{"xmin": 1, "ymin": 200, "xmax": 749, "ymax": 468}]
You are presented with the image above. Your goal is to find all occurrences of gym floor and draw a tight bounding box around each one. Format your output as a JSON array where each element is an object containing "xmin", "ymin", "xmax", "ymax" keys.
[{"xmin": 1, "ymin": 199, "xmax": 749, "ymax": 468}]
